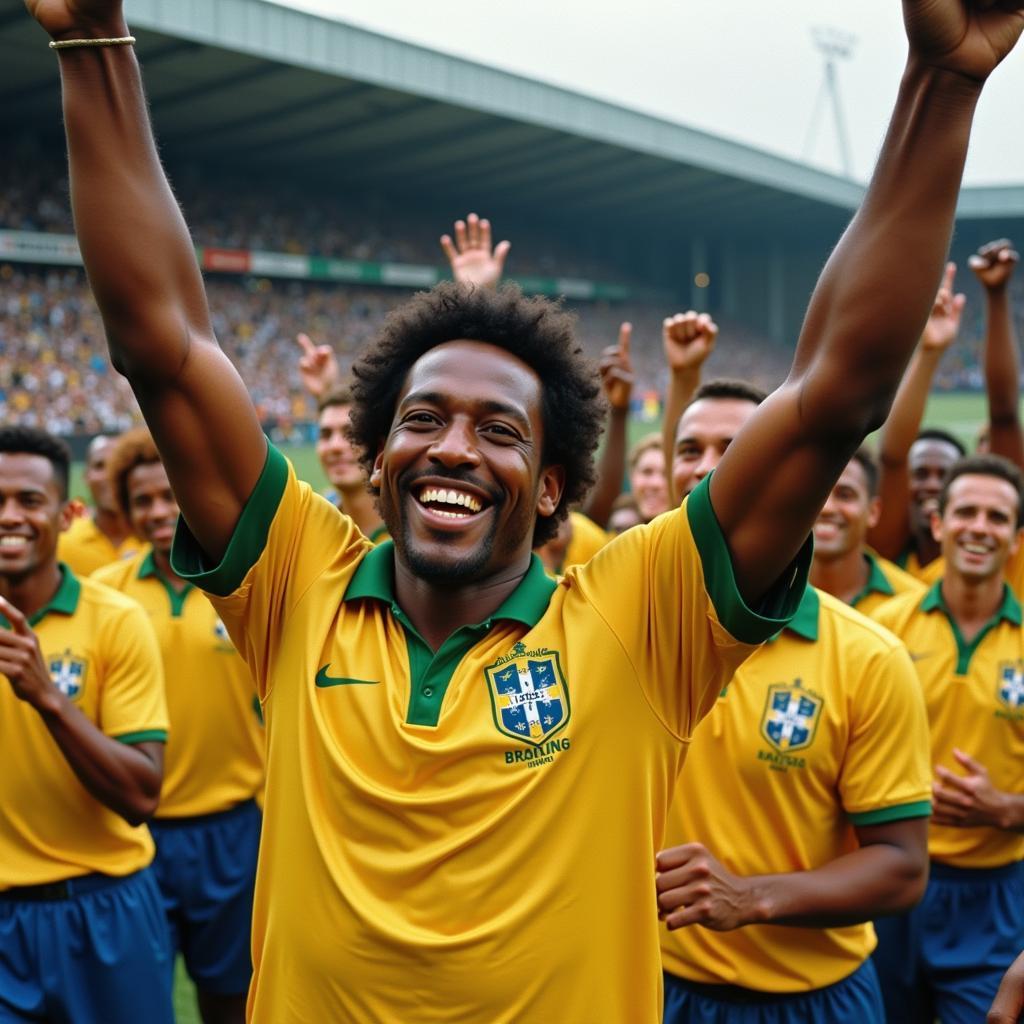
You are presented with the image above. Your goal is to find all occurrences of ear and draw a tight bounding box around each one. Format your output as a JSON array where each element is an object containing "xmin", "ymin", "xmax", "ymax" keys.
[
  {"xmin": 369, "ymin": 444, "xmax": 385, "ymax": 493},
  {"xmin": 930, "ymin": 509, "xmax": 942, "ymax": 545},
  {"xmin": 866, "ymin": 496, "xmax": 881, "ymax": 531},
  {"xmin": 1010, "ymin": 526, "xmax": 1022, "ymax": 561},
  {"xmin": 536, "ymin": 464, "xmax": 566, "ymax": 520},
  {"xmin": 58, "ymin": 498, "xmax": 79, "ymax": 535}
]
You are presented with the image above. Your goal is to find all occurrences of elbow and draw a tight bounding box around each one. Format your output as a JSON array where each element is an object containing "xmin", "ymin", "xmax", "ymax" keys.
[
  {"xmin": 120, "ymin": 794, "xmax": 159, "ymax": 828},
  {"xmin": 889, "ymin": 853, "xmax": 929, "ymax": 913}
]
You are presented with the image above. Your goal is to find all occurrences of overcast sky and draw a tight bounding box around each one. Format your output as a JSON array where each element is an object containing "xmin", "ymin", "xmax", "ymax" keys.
[{"xmin": 272, "ymin": 0, "xmax": 1024, "ymax": 186}]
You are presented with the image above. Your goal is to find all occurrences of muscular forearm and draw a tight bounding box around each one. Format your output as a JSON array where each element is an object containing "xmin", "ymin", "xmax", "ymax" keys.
[
  {"xmin": 583, "ymin": 408, "xmax": 628, "ymax": 527},
  {"xmin": 36, "ymin": 692, "xmax": 162, "ymax": 826},
  {"xmin": 984, "ymin": 287, "xmax": 1024, "ymax": 467},
  {"xmin": 745, "ymin": 843, "xmax": 927, "ymax": 929}
]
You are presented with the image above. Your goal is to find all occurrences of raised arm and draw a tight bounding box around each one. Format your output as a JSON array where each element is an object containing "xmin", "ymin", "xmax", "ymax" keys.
[
  {"xmin": 29, "ymin": 0, "xmax": 267, "ymax": 562},
  {"xmin": 972, "ymin": 239, "xmax": 1024, "ymax": 467},
  {"xmin": 710, "ymin": 3, "xmax": 1023, "ymax": 602},
  {"xmin": 440, "ymin": 212, "xmax": 510, "ymax": 290},
  {"xmin": 296, "ymin": 332, "xmax": 341, "ymax": 400},
  {"xmin": 869, "ymin": 264, "xmax": 965, "ymax": 559},
  {"xmin": 583, "ymin": 323, "xmax": 633, "ymax": 528}
]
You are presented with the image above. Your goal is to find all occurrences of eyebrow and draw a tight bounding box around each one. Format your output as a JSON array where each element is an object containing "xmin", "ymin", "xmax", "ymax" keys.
[{"xmin": 400, "ymin": 390, "xmax": 532, "ymax": 432}]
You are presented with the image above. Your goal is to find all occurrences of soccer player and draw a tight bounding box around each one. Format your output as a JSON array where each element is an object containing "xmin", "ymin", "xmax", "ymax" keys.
[
  {"xmin": 810, "ymin": 448, "xmax": 926, "ymax": 615},
  {"xmin": 0, "ymin": 425, "xmax": 172, "ymax": 1024},
  {"xmin": 57, "ymin": 432, "xmax": 140, "ymax": 574},
  {"xmin": 94, "ymin": 429, "xmax": 264, "ymax": 1024},
  {"xmin": 33, "ymin": 0, "xmax": 1024, "ymax": 1018},
  {"xmin": 872, "ymin": 454, "xmax": 1024, "ymax": 1024},
  {"xmin": 659, "ymin": 370, "xmax": 932, "ymax": 1024}
]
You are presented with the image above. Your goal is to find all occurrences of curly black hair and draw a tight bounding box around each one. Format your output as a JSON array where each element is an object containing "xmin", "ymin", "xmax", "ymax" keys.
[
  {"xmin": 349, "ymin": 282, "xmax": 605, "ymax": 546},
  {"xmin": 0, "ymin": 425, "xmax": 71, "ymax": 499}
]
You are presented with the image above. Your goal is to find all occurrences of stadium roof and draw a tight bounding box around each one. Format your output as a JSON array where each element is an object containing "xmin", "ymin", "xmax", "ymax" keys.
[{"xmin": 0, "ymin": 0, "xmax": 1016, "ymax": 232}]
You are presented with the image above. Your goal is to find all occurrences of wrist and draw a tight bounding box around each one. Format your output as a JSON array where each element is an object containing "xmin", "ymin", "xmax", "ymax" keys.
[
  {"xmin": 740, "ymin": 876, "xmax": 774, "ymax": 926},
  {"xmin": 609, "ymin": 404, "xmax": 630, "ymax": 418},
  {"xmin": 903, "ymin": 54, "xmax": 986, "ymax": 100},
  {"xmin": 50, "ymin": 19, "xmax": 132, "ymax": 43},
  {"xmin": 32, "ymin": 685, "xmax": 67, "ymax": 721},
  {"xmin": 997, "ymin": 792, "xmax": 1023, "ymax": 831}
]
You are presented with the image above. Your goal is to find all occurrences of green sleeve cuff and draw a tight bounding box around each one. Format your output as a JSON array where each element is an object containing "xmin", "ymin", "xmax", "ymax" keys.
[
  {"xmin": 114, "ymin": 729, "xmax": 168, "ymax": 745},
  {"xmin": 171, "ymin": 442, "xmax": 289, "ymax": 597},
  {"xmin": 685, "ymin": 475, "xmax": 812, "ymax": 645},
  {"xmin": 848, "ymin": 801, "xmax": 932, "ymax": 826}
]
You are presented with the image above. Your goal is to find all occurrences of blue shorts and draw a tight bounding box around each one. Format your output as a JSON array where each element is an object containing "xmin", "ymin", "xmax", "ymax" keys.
[
  {"xmin": 0, "ymin": 867, "xmax": 174, "ymax": 1024},
  {"xmin": 150, "ymin": 798, "xmax": 260, "ymax": 996},
  {"xmin": 873, "ymin": 859, "xmax": 1024, "ymax": 1024},
  {"xmin": 662, "ymin": 959, "xmax": 884, "ymax": 1024}
]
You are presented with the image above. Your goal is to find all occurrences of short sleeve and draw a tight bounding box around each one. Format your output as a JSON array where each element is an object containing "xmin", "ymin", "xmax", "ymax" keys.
[
  {"xmin": 97, "ymin": 601, "xmax": 169, "ymax": 744},
  {"xmin": 171, "ymin": 444, "xmax": 369, "ymax": 699},
  {"xmin": 566, "ymin": 475, "xmax": 811, "ymax": 738},
  {"xmin": 840, "ymin": 641, "xmax": 932, "ymax": 825}
]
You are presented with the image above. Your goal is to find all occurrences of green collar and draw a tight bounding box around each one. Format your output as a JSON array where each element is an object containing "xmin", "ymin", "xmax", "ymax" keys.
[
  {"xmin": 0, "ymin": 563, "xmax": 82, "ymax": 629},
  {"xmin": 367, "ymin": 524, "xmax": 389, "ymax": 545},
  {"xmin": 138, "ymin": 548, "xmax": 193, "ymax": 617},
  {"xmin": 921, "ymin": 579, "xmax": 1022, "ymax": 624},
  {"xmin": 769, "ymin": 585, "xmax": 819, "ymax": 643},
  {"xmin": 851, "ymin": 552, "xmax": 896, "ymax": 606},
  {"xmin": 345, "ymin": 540, "xmax": 556, "ymax": 629}
]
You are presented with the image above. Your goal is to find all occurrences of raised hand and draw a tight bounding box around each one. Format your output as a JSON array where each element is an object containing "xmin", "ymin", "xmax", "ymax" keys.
[
  {"xmin": 903, "ymin": 0, "xmax": 1024, "ymax": 83},
  {"xmin": 0, "ymin": 596, "xmax": 60, "ymax": 712},
  {"xmin": 970, "ymin": 238, "xmax": 1020, "ymax": 291},
  {"xmin": 440, "ymin": 212, "xmax": 510, "ymax": 290},
  {"xmin": 662, "ymin": 311, "xmax": 718, "ymax": 374},
  {"xmin": 25, "ymin": 0, "xmax": 127, "ymax": 38},
  {"xmin": 922, "ymin": 262, "xmax": 966, "ymax": 352},
  {"xmin": 599, "ymin": 322, "xmax": 634, "ymax": 412},
  {"xmin": 296, "ymin": 332, "xmax": 339, "ymax": 399}
]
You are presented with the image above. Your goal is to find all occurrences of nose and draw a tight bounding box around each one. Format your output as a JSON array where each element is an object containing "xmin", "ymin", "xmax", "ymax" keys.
[
  {"xmin": 428, "ymin": 417, "xmax": 481, "ymax": 469},
  {"xmin": 0, "ymin": 497, "xmax": 26, "ymax": 526},
  {"xmin": 150, "ymin": 497, "xmax": 178, "ymax": 522},
  {"xmin": 693, "ymin": 449, "xmax": 720, "ymax": 482}
]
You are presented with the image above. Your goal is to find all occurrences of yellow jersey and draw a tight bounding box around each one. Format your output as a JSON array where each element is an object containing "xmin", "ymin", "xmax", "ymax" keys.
[
  {"xmin": 171, "ymin": 445, "xmax": 810, "ymax": 1024},
  {"xmin": 661, "ymin": 587, "xmax": 931, "ymax": 992},
  {"xmin": 0, "ymin": 567, "xmax": 167, "ymax": 888},
  {"xmin": 95, "ymin": 550, "xmax": 264, "ymax": 818},
  {"xmin": 851, "ymin": 552, "xmax": 927, "ymax": 618},
  {"xmin": 897, "ymin": 548, "xmax": 945, "ymax": 586},
  {"xmin": 563, "ymin": 510, "xmax": 611, "ymax": 570},
  {"xmin": 57, "ymin": 513, "xmax": 140, "ymax": 577},
  {"xmin": 873, "ymin": 581, "xmax": 1024, "ymax": 868}
]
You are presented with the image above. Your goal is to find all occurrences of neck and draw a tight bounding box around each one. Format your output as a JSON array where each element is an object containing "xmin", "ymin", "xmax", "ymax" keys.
[
  {"xmin": 0, "ymin": 561, "xmax": 63, "ymax": 621},
  {"xmin": 809, "ymin": 548, "xmax": 870, "ymax": 606},
  {"xmin": 940, "ymin": 570, "xmax": 1005, "ymax": 641},
  {"xmin": 338, "ymin": 487, "xmax": 383, "ymax": 539},
  {"xmin": 393, "ymin": 553, "xmax": 531, "ymax": 651},
  {"xmin": 912, "ymin": 527, "xmax": 941, "ymax": 567},
  {"xmin": 152, "ymin": 547, "xmax": 187, "ymax": 592},
  {"xmin": 94, "ymin": 506, "xmax": 131, "ymax": 546}
]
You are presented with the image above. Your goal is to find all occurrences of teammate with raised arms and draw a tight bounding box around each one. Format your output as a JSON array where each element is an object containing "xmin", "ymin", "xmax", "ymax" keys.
[{"xmin": 28, "ymin": 0, "xmax": 1024, "ymax": 1018}]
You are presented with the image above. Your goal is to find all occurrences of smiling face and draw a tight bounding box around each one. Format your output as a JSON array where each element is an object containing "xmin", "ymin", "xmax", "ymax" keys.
[
  {"xmin": 671, "ymin": 397, "xmax": 757, "ymax": 503},
  {"xmin": 935, "ymin": 473, "xmax": 1021, "ymax": 583},
  {"xmin": 909, "ymin": 438, "xmax": 961, "ymax": 539},
  {"xmin": 0, "ymin": 453, "xmax": 72, "ymax": 583},
  {"xmin": 317, "ymin": 403, "xmax": 365, "ymax": 493},
  {"xmin": 630, "ymin": 447, "xmax": 670, "ymax": 522},
  {"xmin": 813, "ymin": 459, "xmax": 879, "ymax": 561},
  {"xmin": 125, "ymin": 461, "xmax": 179, "ymax": 557},
  {"xmin": 372, "ymin": 340, "xmax": 563, "ymax": 585},
  {"xmin": 84, "ymin": 435, "xmax": 117, "ymax": 514}
]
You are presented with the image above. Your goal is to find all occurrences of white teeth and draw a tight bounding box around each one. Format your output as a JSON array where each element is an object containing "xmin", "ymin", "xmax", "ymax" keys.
[
  {"xmin": 0, "ymin": 536, "xmax": 27, "ymax": 547},
  {"xmin": 417, "ymin": 487, "xmax": 482, "ymax": 513}
]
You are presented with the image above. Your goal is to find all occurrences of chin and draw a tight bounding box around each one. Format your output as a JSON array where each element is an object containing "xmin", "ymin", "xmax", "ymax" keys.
[{"xmin": 404, "ymin": 544, "xmax": 493, "ymax": 585}]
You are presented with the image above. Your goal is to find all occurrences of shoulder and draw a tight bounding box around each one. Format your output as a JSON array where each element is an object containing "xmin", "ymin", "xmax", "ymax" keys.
[
  {"xmin": 876, "ymin": 555, "xmax": 928, "ymax": 599},
  {"xmin": 91, "ymin": 551, "xmax": 148, "ymax": 589},
  {"xmin": 869, "ymin": 586, "xmax": 928, "ymax": 634},
  {"xmin": 817, "ymin": 588, "xmax": 907, "ymax": 656},
  {"xmin": 77, "ymin": 573, "xmax": 149, "ymax": 619}
]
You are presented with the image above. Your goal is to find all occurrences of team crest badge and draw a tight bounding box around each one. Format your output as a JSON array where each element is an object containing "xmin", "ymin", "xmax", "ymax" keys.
[
  {"xmin": 485, "ymin": 646, "xmax": 570, "ymax": 747},
  {"xmin": 997, "ymin": 662, "xmax": 1024, "ymax": 710},
  {"xmin": 48, "ymin": 650, "xmax": 87, "ymax": 700},
  {"xmin": 760, "ymin": 681, "xmax": 823, "ymax": 753}
]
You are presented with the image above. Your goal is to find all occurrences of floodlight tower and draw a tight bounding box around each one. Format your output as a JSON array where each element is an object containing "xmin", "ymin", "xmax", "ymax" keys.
[{"xmin": 804, "ymin": 26, "xmax": 857, "ymax": 177}]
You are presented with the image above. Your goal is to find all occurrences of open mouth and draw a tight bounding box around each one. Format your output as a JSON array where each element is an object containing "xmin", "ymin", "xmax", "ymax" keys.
[
  {"xmin": 0, "ymin": 535, "xmax": 31, "ymax": 553},
  {"xmin": 414, "ymin": 485, "xmax": 489, "ymax": 522}
]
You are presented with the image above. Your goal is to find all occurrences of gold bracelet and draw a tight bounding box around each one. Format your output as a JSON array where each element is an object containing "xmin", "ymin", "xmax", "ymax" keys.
[{"xmin": 49, "ymin": 36, "xmax": 136, "ymax": 51}]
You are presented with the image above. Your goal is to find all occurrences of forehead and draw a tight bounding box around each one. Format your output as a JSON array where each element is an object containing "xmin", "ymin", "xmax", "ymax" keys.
[
  {"xmin": 126, "ymin": 460, "xmax": 171, "ymax": 495},
  {"xmin": 946, "ymin": 472, "xmax": 1020, "ymax": 513},
  {"xmin": 400, "ymin": 340, "xmax": 542, "ymax": 417},
  {"xmin": 634, "ymin": 447, "xmax": 664, "ymax": 472},
  {"xmin": 0, "ymin": 452, "xmax": 61, "ymax": 495},
  {"xmin": 676, "ymin": 397, "xmax": 757, "ymax": 444},
  {"xmin": 837, "ymin": 459, "xmax": 870, "ymax": 493},
  {"xmin": 319, "ymin": 404, "xmax": 352, "ymax": 430},
  {"xmin": 87, "ymin": 436, "xmax": 113, "ymax": 467},
  {"xmin": 910, "ymin": 439, "xmax": 960, "ymax": 468}
]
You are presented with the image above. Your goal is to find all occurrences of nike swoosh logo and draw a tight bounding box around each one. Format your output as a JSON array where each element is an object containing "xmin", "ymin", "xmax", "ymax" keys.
[
  {"xmin": 315, "ymin": 665, "xmax": 379, "ymax": 688},
  {"xmin": 909, "ymin": 652, "xmax": 933, "ymax": 663}
]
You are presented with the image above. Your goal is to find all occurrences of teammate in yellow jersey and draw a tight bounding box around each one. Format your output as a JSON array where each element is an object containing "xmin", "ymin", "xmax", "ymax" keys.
[
  {"xmin": 658, "ymin": 375, "xmax": 931, "ymax": 1023},
  {"xmin": 0, "ymin": 425, "xmax": 172, "ymax": 1024},
  {"xmin": 810, "ymin": 448, "xmax": 926, "ymax": 616},
  {"xmin": 872, "ymin": 455, "xmax": 1024, "ymax": 1024},
  {"xmin": 57, "ymin": 432, "xmax": 141, "ymax": 575},
  {"xmin": 34, "ymin": 0, "xmax": 1024, "ymax": 1018},
  {"xmin": 95, "ymin": 430, "xmax": 264, "ymax": 1024}
]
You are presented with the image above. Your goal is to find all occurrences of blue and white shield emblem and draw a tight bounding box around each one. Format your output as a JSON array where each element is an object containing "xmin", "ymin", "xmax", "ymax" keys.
[
  {"xmin": 48, "ymin": 650, "xmax": 87, "ymax": 701},
  {"xmin": 760, "ymin": 681, "xmax": 823, "ymax": 753},
  {"xmin": 998, "ymin": 662, "xmax": 1024, "ymax": 710},
  {"xmin": 485, "ymin": 649, "xmax": 570, "ymax": 747}
]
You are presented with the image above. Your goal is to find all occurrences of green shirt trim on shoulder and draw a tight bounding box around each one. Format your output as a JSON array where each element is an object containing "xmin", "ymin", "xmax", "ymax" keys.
[
  {"xmin": 344, "ymin": 544, "xmax": 556, "ymax": 727},
  {"xmin": 922, "ymin": 580, "xmax": 1022, "ymax": 674},
  {"xmin": 367, "ymin": 524, "xmax": 389, "ymax": 544},
  {"xmin": 0, "ymin": 564, "xmax": 82, "ymax": 629},
  {"xmin": 685, "ymin": 475, "xmax": 811, "ymax": 645},
  {"xmin": 170, "ymin": 441, "xmax": 288, "ymax": 597},
  {"xmin": 114, "ymin": 729, "xmax": 168, "ymax": 745},
  {"xmin": 850, "ymin": 552, "xmax": 896, "ymax": 608},
  {"xmin": 848, "ymin": 800, "xmax": 932, "ymax": 826},
  {"xmin": 767, "ymin": 586, "xmax": 818, "ymax": 643}
]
